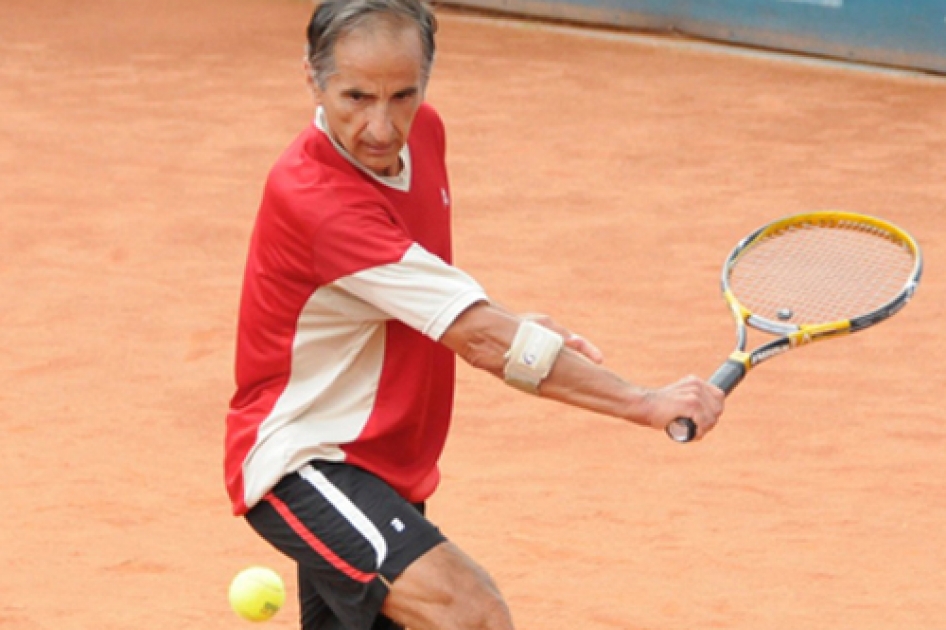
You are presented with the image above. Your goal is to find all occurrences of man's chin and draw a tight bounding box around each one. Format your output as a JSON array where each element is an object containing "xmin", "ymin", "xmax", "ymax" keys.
[{"xmin": 359, "ymin": 154, "xmax": 399, "ymax": 177}]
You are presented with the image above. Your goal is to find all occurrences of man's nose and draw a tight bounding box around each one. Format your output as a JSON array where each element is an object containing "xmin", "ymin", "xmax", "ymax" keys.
[{"xmin": 367, "ymin": 105, "xmax": 395, "ymax": 144}]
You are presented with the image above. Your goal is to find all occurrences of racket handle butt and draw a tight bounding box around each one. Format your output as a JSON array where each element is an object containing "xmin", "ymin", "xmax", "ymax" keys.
[{"xmin": 666, "ymin": 417, "xmax": 697, "ymax": 442}]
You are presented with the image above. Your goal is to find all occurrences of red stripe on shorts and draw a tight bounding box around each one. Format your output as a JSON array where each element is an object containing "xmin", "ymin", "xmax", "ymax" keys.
[{"xmin": 264, "ymin": 494, "xmax": 376, "ymax": 584}]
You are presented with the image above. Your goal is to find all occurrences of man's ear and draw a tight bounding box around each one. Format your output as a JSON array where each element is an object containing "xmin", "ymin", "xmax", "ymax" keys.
[{"xmin": 302, "ymin": 59, "xmax": 320, "ymax": 103}]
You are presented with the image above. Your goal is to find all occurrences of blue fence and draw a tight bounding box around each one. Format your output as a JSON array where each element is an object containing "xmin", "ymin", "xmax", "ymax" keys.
[{"xmin": 438, "ymin": 0, "xmax": 946, "ymax": 75}]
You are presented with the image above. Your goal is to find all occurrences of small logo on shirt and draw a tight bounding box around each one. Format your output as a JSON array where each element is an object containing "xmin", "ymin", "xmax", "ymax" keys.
[
  {"xmin": 441, "ymin": 188, "xmax": 450, "ymax": 207},
  {"xmin": 390, "ymin": 518, "xmax": 406, "ymax": 533}
]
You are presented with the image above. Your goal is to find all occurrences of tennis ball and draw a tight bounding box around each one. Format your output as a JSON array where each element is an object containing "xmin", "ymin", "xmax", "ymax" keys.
[{"xmin": 228, "ymin": 566, "xmax": 286, "ymax": 622}]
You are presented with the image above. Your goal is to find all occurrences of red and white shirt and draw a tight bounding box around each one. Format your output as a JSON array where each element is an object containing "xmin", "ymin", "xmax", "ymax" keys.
[{"xmin": 225, "ymin": 103, "xmax": 488, "ymax": 515}]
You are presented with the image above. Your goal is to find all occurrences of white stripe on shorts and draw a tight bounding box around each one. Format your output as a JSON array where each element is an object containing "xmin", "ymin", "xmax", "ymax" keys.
[{"xmin": 298, "ymin": 465, "xmax": 389, "ymax": 570}]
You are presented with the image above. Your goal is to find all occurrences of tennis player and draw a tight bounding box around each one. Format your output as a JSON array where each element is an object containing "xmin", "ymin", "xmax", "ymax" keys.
[{"xmin": 224, "ymin": 1, "xmax": 724, "ymax": 628}]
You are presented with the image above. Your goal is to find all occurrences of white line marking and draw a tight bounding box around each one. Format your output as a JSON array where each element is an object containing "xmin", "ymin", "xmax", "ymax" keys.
[{"xmin": 778, "ymin": 0, "xmax": 843, "ymax": 8}]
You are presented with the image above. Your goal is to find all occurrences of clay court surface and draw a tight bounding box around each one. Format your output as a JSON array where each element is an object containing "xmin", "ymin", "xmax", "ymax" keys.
[{"xmin": 3, "ymin": 0, "xmax": 945, "ymax": 628}]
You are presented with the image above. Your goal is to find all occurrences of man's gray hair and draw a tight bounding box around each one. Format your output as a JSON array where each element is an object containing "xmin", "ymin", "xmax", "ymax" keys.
[{"xmin": 305, "ymin": 0, "xmax": 438, "ymax": 89}]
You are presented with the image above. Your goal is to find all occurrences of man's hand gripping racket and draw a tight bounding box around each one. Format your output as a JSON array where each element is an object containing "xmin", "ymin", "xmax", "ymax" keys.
[{"xmin": 668, "ymin": 211, "xmax": 923, "ymax": 443}]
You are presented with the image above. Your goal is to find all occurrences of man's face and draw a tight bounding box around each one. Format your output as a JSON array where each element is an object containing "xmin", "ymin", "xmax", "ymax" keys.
[{"xmin": 314, "ymin": 22, "xmax": 425, "ymax": 177}]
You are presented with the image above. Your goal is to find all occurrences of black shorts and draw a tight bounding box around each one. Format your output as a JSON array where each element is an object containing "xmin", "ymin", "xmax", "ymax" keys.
[{"xmin": 245, "ymin": 461, "xmax": 447, "ymax": 630}]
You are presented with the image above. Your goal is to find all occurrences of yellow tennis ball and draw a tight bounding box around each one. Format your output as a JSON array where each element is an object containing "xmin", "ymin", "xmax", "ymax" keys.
[{"xmin": 228, "ymin": 566, "xmax": 286, "ymax": 622}]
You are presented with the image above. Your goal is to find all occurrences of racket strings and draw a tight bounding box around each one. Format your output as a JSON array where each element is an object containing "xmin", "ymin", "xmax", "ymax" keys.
[{"xmin": 729, "ymin": 221, "xmax": 916, "ymax": 324}]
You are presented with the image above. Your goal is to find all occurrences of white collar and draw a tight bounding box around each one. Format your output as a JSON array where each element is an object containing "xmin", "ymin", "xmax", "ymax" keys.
[{"xmin": 314, "ymin": 107, "xmax": 411, "ymax": 192}]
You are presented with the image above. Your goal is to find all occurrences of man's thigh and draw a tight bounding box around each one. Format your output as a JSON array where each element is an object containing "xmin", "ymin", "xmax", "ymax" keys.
[{"xmin": 381, "ymin": 541, "xmax": 514, "ymax": 630}]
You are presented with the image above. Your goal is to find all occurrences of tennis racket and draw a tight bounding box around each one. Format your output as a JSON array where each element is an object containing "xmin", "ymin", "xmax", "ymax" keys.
[{"xmin": 667, "ymin": 210, "xmax": 923, "ymax": 443}]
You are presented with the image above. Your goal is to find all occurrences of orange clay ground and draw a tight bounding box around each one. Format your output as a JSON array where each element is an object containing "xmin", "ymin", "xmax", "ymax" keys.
[{"xmin": 2, "ymin": 1, "xmax": 945, "ymax": 628}]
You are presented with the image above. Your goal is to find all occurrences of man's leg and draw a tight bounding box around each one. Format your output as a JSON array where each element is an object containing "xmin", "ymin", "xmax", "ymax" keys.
[
  {"xmin": 381, "ymin": 541, "xmax": 515, "ymax": 630},
  {"xmin": 247, "ymin": 462, "xmax": 516, "ymax": 630}
]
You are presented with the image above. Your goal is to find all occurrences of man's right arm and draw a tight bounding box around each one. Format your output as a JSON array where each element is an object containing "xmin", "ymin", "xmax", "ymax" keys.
[{"xmin": 439, "ymin": 301, "xmax": 724, "ymax": 440}]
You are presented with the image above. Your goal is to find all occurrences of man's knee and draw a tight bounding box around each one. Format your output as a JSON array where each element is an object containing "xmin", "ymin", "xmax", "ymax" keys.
[{"xmin": 381, "ymin": 542, "xmax": 514, "ymax": 630}]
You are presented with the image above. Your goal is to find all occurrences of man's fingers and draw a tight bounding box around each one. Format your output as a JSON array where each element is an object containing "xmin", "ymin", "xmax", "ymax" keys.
[
  {"xmin": 565, "ymin": 333, "xmax": 604, "ymax": 364},
  {"xmin": 521, "ymin": 313, "xmax": 604, "ymax": 365}
]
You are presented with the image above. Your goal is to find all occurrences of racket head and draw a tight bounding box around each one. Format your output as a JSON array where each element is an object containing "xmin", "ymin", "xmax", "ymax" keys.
[
  {"xmin": 720, "ymin": 211, "xmax": 922, "ymax": 339},
  {"xmin": 668, "ymin": 211, "xmax": 922, "ymax": 444}
]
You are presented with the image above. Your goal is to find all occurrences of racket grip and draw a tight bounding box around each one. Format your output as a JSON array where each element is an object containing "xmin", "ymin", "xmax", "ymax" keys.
[
  {"xmin": 707, "ymin": 359, "xmax": 747, "ymax": 395},
  {"xmin": 665, "ymin": 359, "xmax": 747, "ymax": 443}
]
